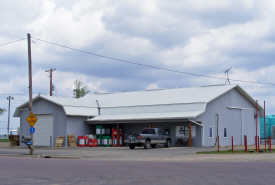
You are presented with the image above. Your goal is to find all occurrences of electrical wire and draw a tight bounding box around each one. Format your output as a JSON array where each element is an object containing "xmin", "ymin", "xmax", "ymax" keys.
[
  {"xmin": 0, "ymin": 38, "xmax": 26, "ymax": 47},
  {"xmin": 34, "ymin": 38, "xmax": 275, "ymax": 86}
]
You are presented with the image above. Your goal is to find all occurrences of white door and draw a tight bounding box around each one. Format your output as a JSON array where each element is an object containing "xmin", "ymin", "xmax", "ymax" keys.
[{"xmin": 33, "ymin": 114, "xmax": 53, "ymax": 146}]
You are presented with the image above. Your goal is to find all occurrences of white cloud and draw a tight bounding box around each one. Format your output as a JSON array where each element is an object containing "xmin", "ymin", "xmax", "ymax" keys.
[{"xmin": 2, "ymin": 0, "xmax": 275, "ymax": 134}]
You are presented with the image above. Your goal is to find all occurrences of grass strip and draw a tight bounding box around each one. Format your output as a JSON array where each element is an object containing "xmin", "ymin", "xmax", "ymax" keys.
[{"xmin": 0, "ymin": 139, "xmax": 9, "ymax": 142}]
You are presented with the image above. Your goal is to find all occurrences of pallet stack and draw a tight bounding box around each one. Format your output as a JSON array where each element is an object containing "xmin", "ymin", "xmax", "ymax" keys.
[
  {"xmin": 67, "ymin": 135, "xmax": 77, "ymax": 147},
  {"xmin": 9, "ymin": 135, "xmax": 19, "ymax": 147},
  {"xmin": 55, "ymin": 136, "xmax": 65, "ymax": 147}
]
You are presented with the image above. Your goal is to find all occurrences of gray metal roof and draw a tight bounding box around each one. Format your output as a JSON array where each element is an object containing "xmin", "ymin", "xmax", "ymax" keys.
[
  {"xmin": 86, "ymin": 111, "xmax": 203, "ymax": 123},
  {"xmin": 81, "ymin": 84, "xmax": 238, "ymax": 107},
  {"xmin": 13, "ymin": 95, "xmax": 98, "ymax": 117},
  {"xmin": 14, "ymin": 84, "xmax": 264, "ymax": 120}
]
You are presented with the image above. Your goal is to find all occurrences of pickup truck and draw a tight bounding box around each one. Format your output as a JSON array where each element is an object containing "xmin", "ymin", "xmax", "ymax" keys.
[{"xmin": 124, "ymin": 128, "xmax": 171, "ymax": 149}]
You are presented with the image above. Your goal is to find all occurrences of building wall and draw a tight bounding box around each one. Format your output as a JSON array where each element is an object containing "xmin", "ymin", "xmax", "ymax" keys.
[
  {"xmin": 19, "ymin": 99, "xmax": 67, "ymax": 146},
  {"xmin": 196, "ymin": 88, "xmax": 259, "ymax": 147},
  {"xmin": 67, "ymin": 116, "xmax": 93, "ymax": 145}
]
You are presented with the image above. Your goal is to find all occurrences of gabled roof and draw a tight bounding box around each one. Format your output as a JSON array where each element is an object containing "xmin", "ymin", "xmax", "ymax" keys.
[
  {"xmin": 14, "ymin": 84, "xmax": 264, "ymax": 120},
  {"xmin": 85, "ymin": 84, "xmax": 263, "ymax": 122},
  {"xmin": 13, "ymin": 95, "xmax": 98, "ymax": 117}
]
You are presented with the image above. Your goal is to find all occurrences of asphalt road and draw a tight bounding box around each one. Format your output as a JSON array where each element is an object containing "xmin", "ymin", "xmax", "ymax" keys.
[{"xmin": 0, "ymin": 156, "xmax": 274, "ymax": 185}]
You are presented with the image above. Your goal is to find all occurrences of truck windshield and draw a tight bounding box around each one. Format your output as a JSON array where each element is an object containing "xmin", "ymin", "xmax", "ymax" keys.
[{"xmin": 142, "ymin": 129, "xmax": 156, "ymax": 134}]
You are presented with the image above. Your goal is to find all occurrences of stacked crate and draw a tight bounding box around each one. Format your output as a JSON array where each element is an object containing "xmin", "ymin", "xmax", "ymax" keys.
[
  {"xmin": 112, "ymin": 127, "xmax": 122, "ymax": 147},
  {"xmin": 9, "ymin": 135, "xmax": 19, "ymax": 146}
]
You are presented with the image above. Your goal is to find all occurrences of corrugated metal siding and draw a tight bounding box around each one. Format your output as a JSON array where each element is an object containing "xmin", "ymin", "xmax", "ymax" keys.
[
  {"xmin": 19, "ymin": 99, "xmax": 67, "ymax": 146},
  {"xmin": 197, "ymin": 88, "xmax": 258, "ymax": 147}
]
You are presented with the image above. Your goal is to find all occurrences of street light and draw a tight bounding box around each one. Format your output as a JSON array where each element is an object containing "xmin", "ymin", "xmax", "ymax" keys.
[{"xmin": 7, "ymin": 96, "xmax": 14, "ymax": 137}]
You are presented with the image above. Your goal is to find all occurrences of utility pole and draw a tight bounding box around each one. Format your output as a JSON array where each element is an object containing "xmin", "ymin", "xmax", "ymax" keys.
[
  {"xmin": 27, "ymin": 33, "xmax": 34, "ymax": 155},
  {"xmin": 45, "ymin": 67, "xmax": 56, "ymax": 96},
  {"xmin": 7, "ymin": 96, "xmax": 14, "ymax": 137}
]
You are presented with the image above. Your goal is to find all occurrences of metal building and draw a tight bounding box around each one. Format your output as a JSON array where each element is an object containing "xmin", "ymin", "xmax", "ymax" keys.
[{"xmin": 14, "ymin": 84, "xmax": 263, "ymax": 147}]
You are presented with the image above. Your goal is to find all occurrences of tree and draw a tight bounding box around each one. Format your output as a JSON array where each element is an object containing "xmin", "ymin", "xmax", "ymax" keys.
[
  {"xmin": 0, "ymin": 108, "xmax": 6, "ymax": 115},
  {"xmin": 73, "ymin": 80, "xmax": 91, "ymax": 98}
]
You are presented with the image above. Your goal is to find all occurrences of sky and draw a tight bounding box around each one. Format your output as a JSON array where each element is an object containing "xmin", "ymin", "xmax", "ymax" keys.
[{"xmin": 1, "ymin": 0, "xmax": 275, "ymax": 135}]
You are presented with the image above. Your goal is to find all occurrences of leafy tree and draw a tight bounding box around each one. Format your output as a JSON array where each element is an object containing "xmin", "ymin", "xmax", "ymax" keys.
[
  {"xmin": 73, "ymin": 80, "xmax": 91, "ymax": 98},
  {"xmin": 0, "ymin": 108, "xmax": 6, "ymax": 115}
]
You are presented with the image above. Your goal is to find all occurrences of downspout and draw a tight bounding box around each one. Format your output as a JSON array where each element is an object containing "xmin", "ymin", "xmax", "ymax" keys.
[
  {"xmin": 96, "ymin": 100, "xmax": 100, "ymax": 115},
  {"xmin": 214, "ymin": 114, "xmax": 219, "ymax": 147}
]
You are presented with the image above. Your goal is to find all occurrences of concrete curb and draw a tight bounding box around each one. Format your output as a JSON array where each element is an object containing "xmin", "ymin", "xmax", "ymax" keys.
[{"xmin": 0, "ymin": 154, "xmax": 82, "ymax": 159}]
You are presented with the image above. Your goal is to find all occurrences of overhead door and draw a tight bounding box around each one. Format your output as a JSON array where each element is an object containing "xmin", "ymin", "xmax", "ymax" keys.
[{"xmin": 33, "ymin": 114, "xmax": 53, "ymax": 146}]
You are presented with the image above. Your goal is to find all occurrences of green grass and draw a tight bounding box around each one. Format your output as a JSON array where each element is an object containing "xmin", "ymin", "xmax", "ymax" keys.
[
  {"xmin": 197, "ymin": 149, "xmax": 275, "ymax": 154},
  {"xmin": 0, "ymin": 139, "xmax": 9, "ymax": 142}
]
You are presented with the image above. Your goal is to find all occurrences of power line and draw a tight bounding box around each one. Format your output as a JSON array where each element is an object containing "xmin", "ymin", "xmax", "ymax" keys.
[
  {"xmin": 34, "ymin": 37, "xmax": 275, "ymax": 86},
  {"xmin": 0, "ymin": 38, "xmax": 26, "ymax": 47},
  {"xmin": 0, "ymin": 93, "xmax": 41, "ymax": 96}
]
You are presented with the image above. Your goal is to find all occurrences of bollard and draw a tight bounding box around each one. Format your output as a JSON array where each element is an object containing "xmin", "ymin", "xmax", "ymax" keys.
[
  {"xmin": 270, "ymin": 137, "xmax": 272, "ymax": 153},
  {"xmin": 218, "ymin": 136, "xmax": 220, "ymax": 153},
  {"xmin": 247, "ymin": 135, "xmax": 249, "ymax": 152},
  {"xmin": 255, "ymin": 136, "xmax": 257, "ymax": 151},
  {"xmin": 50, "ymin": 136, "xmax": 52, "ymax": 147},
  {"xmin": 232, "ymin": 136, "xmax": 233, "ymax": 153},
  {"xmin": 258, "ymin": 136, "xmax": 260, "ymax": 153}
]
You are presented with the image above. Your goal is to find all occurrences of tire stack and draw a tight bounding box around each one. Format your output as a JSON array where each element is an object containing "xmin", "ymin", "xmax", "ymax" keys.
[{"xmin": 112, "ymin": 127, "xmax": 122, "ymax": 147}]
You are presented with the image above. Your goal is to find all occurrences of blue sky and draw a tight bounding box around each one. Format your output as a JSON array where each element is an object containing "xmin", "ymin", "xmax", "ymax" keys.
[{"xmin": 1, "ymin": 0, "xmax": 275, "ymax": 135}]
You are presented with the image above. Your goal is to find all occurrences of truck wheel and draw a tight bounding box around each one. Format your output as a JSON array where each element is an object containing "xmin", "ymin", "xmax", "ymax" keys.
[
  {"xmin": 129, "ymin": 144, "xmax": 135, "ymax": 149},
  {"xmin": 151, "ymin": 144, "xmax": 156, "ymax": 148},
  {"xmin": 144, "ymin": 140, "xmax": 151, "ymax": 149},
  {"xmin": 165, "ymin": 139, "xmax": 171, "ymax": 148}
]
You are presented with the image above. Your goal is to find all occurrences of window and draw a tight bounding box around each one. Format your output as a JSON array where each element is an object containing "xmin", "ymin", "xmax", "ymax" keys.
[
  {"xmin": 142, "ymin": 129, "xmax": 156, "ymax": 134},
  {"xmin": 224, "ymin": 127, "xmax": 227, "ymax": 138},
  {"xmin": 209, "ymin": 127, "xmax": 213, "ymax": 138},
  {"xmin": 158, "ymin": 130, "xmax": 164, "ymax": 135}
]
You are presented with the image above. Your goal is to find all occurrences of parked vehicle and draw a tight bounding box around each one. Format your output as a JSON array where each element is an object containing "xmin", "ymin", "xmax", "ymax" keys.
[{"xmin": 124, "ymin": 128, "xmax": 171, "ymax": 149}]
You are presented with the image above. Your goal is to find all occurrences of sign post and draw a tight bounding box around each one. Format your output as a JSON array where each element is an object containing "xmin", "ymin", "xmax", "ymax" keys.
[{"xmin": 26, "ymin": 112, "xmax": 38, "ymax": 154}]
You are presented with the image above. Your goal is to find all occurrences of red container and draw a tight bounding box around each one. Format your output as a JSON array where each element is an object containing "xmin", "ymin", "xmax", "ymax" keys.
[
  {"xmin": 86, "ymin": 139, "xmax": 93, "ymax": 147},
  {"xmin": 78, "ymin": 136, "xmax": 87, "ymax": 147}
]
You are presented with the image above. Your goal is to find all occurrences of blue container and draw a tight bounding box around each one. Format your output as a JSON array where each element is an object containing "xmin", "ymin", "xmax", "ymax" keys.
[
  {"xmin": 260, "ymin": 117, "xmax": 269, "ymax": 138},
  {"xmin": 268, "ymin": 115, "xmax": 275, "ymax": 138}
]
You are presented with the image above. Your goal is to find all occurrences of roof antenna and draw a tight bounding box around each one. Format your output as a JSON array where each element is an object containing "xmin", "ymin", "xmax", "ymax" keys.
[{"xmin": 224, "ymin": 67, "xmax": 232, "ymax": 85}]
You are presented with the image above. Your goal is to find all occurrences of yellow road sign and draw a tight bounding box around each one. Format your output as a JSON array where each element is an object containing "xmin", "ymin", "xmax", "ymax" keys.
[{"xmin": 26, "ymin": 112, "xmax": 38, "ymax": 127}]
